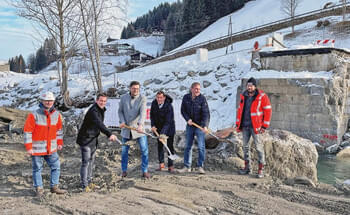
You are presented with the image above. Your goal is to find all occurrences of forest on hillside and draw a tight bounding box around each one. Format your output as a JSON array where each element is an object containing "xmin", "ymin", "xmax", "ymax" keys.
[{"xmin": 121, "ymin": 0, "xmax": 250, "ymax": 52}]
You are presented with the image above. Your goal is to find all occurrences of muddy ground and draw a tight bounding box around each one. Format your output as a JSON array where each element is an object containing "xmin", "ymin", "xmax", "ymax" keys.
[{"xmin": 1, "ymin": 134, "xmax": 350, "ymax": 215}]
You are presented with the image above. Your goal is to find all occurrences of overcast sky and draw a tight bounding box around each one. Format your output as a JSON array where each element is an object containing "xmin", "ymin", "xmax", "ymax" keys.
[{"xmin": 0, "ymin": 0, "xmax": 177, "ymax": 61}]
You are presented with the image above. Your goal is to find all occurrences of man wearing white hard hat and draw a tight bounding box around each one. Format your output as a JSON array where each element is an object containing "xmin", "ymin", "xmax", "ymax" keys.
[{"xmin": 23, "ymin": 91, "xmax": 66, "ymax": 197}]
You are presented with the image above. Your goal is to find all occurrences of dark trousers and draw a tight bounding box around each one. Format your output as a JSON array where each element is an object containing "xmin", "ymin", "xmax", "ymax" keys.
[
  {"xmin": 157, "ymin": 135, "xmax": 175, "ymax": 167},
  {"xmin": 80, "ymin": 138, "xmax": 97, "ymax": 188}
]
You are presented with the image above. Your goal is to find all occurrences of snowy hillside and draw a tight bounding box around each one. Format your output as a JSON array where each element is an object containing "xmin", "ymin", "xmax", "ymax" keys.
[
  {"xmin": 175, "ymin": 0, "xmax": 336, "ymax": 51},
  {"xmin": 0, "ymin": 0, "xmax": 349, "ymax": 131}
]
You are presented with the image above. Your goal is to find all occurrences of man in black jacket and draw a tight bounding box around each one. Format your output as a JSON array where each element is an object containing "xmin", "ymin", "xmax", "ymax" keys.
[
  {"xmin": 150, "ymin": 91, "xmax": 176, "ymax": 173},
  {"xmin": 76, "ymin": 93, "xmax": 117, "ymax": 191},
  {"xmin": 178, "ymin": 82, "xmax": 210, "ymax": 174}
]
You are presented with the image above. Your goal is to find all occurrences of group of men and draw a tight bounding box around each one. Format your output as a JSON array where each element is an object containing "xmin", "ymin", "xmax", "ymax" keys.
[{"xmin": 23, "ymin": 77, "xmax": 272, "ymax": 196}]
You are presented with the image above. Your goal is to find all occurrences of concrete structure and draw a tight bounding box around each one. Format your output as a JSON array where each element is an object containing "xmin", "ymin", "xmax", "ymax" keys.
[
  {"xmin": 196, "ymin": 48, "xmax": 208, "ymax": 62},
  {"xmin": 259, "ymin": 48, "xmax": 348, "ymax": 72},
  {"xmin": 242, "ymin": 48, "xmax": 350, "ymax": 147},
  {"xmin": 0, "ymin": 61, "xmax": 9, "ymax": 72},
  {"xmin": 266, "ymin": 32, "xmax": 285, "ymax": 50}
]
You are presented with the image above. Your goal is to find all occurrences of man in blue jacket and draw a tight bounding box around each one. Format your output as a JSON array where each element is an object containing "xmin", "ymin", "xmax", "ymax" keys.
[
  {"xmin": 150, "ymin": 91, "xmax": 176, "ymax": 173},
  {"xmin": 178, "ymin": 82, "xmax": 210, "ymax": 174},
  {"xmin": 77, "ymin": 93, "xmax": 117, "ymax": 192}
]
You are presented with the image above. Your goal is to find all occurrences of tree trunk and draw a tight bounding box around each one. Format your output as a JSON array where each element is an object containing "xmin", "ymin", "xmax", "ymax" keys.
[
  {"xmin": 93, "ymin": 0, "xmax": 102, "ymax": 93},
  {"xmin": 342, "ymin": 0, "xmax": 347, "ymax": 22},
  {"xmin": 59, "ymin": 5, "xmax": 71, "ymax": 108}
]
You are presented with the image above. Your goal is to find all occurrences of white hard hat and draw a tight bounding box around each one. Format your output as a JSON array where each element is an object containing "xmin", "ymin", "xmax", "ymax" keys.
[{"xmin": 40, "ymin": 91, "xmax": 55, "ymax": 101}]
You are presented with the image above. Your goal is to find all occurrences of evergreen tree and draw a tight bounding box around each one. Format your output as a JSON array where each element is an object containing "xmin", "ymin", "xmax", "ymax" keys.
[
  {"xmin": 18, "ymin": 55, "xmax": 25, "ymax": 73},
  {"xmin": 27, "ymin": 54, "xmax": 36, "ymax": 73},
  {"xmin": 35, "ymin": 47, "xmax": 47, "ymax": 71},
  {"xmin": 43, "ymin": 38, "xmax": 57, "ymax": 65}
]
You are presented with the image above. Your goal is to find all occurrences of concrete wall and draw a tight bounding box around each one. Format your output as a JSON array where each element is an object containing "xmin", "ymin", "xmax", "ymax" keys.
[
  {"xmin": 259, "ymin": 48, "xmax": 349, "ymax": 72},
  {"xmin": 260, "ymin": 53, "xmax": 337, "ymax": 72}
]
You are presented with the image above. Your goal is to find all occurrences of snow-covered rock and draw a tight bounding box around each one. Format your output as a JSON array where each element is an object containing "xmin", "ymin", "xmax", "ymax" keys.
[
  {"xmin": 336, "ymin": 147, "xmax": 350, "ymax": 160},
  {"xmin": 234, "ymin": 129, "xmax": 318, "ymax": 183}
]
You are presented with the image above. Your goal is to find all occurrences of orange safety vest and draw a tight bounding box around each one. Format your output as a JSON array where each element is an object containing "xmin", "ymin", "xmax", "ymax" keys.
[
  {"xmin": 236, "ymin": 89, "xmax": 272, "ymax": 134},
  {"xmin": 23, "ymin": 108, "xmax": 63, "ymax": 156}
]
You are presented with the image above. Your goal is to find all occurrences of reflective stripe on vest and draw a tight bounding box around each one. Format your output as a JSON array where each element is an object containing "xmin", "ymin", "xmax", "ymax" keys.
[
  {"xmin": 251, "ymin": 111, "xmax": 263, "ymax": 116},
  {"xmin": 24, "ymin": 132, "xmax": 32, "ymax": 144}
]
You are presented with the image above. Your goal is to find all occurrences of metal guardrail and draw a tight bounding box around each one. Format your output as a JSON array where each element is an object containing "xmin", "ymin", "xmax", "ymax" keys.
[{"xmin": 141, "ymin": 2, "xmax": 350, "ymax": 67}]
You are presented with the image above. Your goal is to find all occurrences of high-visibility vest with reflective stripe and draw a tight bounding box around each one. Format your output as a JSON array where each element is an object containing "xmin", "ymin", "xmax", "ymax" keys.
[
  {"xmin": 23, "ymin": 108, "xmax": 63, "ymax": 156},
  {"xmin": 236, "ymin": 89, "xmax": 272, "ymax": 134}
]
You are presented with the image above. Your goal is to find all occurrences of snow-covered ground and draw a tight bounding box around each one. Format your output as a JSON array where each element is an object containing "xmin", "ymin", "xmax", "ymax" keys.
[
  {"xmin": 0, "ymin": 0, "xmax": 349, "ymax": 131},
  {"xmin": 174, "ymin": 0, "xmax": 337, "ymax": 51}
]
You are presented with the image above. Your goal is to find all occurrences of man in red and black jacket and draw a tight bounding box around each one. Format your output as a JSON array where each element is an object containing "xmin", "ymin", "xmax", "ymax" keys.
[{"xmin": 236, "ymin": 77, "xmax": 272, "ymax": 178}]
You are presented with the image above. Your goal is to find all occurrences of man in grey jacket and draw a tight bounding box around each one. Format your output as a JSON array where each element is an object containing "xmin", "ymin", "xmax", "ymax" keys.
[{"xmin": 118, "ymin": 81, "xmax": 150, "ymax": 178}]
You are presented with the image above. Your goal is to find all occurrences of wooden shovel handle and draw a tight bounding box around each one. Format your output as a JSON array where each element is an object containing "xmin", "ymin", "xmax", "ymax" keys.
[
  {"xmin": 153, "ymin": 129, "xmax": 168, "ymax": 145},
  {"xmin": 191, "ymin": 122, "xmax": 203, "ymax": 130},
  {"xmin": 153, "ymin": 129, "xmax": 160, "ymax": 137},
  {"xmin": 123, "ymin": 124, "xmax": 136, "ymax": 130}
]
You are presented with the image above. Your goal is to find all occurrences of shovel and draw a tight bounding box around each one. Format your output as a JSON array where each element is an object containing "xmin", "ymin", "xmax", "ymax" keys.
[
  {"xmin": 123, "ymin": 125, "xmax": 158, "ymax": 138},
  {"xmin": 123, "ymin": 125, "xmax": 179, "ymax": 160},
  {"xmin": 191, "ymin": 122, "xmax": 235, "ymax": 144},
  {"xmin": 153, "ymin": 130, "xmax": 180, "ymax": 161}
]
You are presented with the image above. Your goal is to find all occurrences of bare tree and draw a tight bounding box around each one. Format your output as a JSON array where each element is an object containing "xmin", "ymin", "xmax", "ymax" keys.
[
  {"xmin": 281, "ymin": 0, "xmax": 302, "ymax": 33},
  {"xmin": 11, "ymin": 0, "xmax": 82, "ymax": 107},
  {"xmin": 77, "ymin": 0, "xmax": 128, "ymax": 93}
]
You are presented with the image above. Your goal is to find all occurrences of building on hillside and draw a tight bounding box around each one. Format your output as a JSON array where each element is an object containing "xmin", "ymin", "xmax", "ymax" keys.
[
  {"xmin": 151, "ymin": 30, "xmax": 164, "ymax": 36},
  {"xmin": 0, "ymin": 61, "xmax": 10, "ymax": 72},
  {"xmin": 130, "ymin": 52, "xmax": 155, "ymax": 65},
  {"xmin": 247, "ymin": 47, "xmax": 350, "ymax": 147},
  {"xmin": 101, "ymin": 43, "xmax": 135, "ymax": 56}
]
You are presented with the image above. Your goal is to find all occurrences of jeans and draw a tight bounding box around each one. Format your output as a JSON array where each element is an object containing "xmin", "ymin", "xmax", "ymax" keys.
[
  {"xmin": 184, "ymin": 125, "xmax": 206, "ymax": 168},
  {"xmin": 242, "ymin": 127, "xmax": 265, "ymax": 165},
  {"xmin": 32, "ymin": 152, "xmax": 60, "ymax": 188},
  {"xmin": 80, "ymin": 138, "xmax": 97, "ymax": 188},
  {"xmin": 157, "ymin": 135, "xmax": 175, "ymax": 167},
  {"xmin": 121, "ymin": 136, "xmax": 148, "ymax": 173}
]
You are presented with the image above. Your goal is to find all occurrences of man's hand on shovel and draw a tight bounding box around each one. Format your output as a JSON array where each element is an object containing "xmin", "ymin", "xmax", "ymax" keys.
[
  {"xmin": 153, "ymin": 129, "xmax": 179, "ymax": 161},
  {"xmin": 191, "ymin": 122, "xmax": 235, "ymax": 145}
]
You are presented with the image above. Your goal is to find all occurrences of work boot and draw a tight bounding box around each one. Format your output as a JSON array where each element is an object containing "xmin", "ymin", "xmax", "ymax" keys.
[
  {"xmin": 239, "ymin": 161, "xmax": 251, "ymax": 175},
  {"xmin": 142, "ymin": 172, "xmax": 151, "ymax": 179},
  {"xmin": 81, "ymin": 186, "xmax": 91, "ymax": 193},
  {"xmin": 35, "ymin": 187, "xmax": 44, "ymax": 197},
  {"xmin": 168, "ymin": 166, "xmax": 175, "ymax": 173},
  {"xmin": 176, "ymin": 166, "xmax": 191, "ymax": 173},
  {"xmin": 88, "ymin": 183, "xmax": 100, "ymax": 190},
  {"xmin": 122, "ymin": 171, "xmax": 127, "ymax": 178},
  {"xmin": 257, "ymin": 163, "xmax": 264, "ymax": 178},
  {"xmin": 156, "ymin": 163, "xmax": 165, "ymax": 171},
  {"xmin": 50, "ymin": 185, "xmax": 66, "ymax": 195}
]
